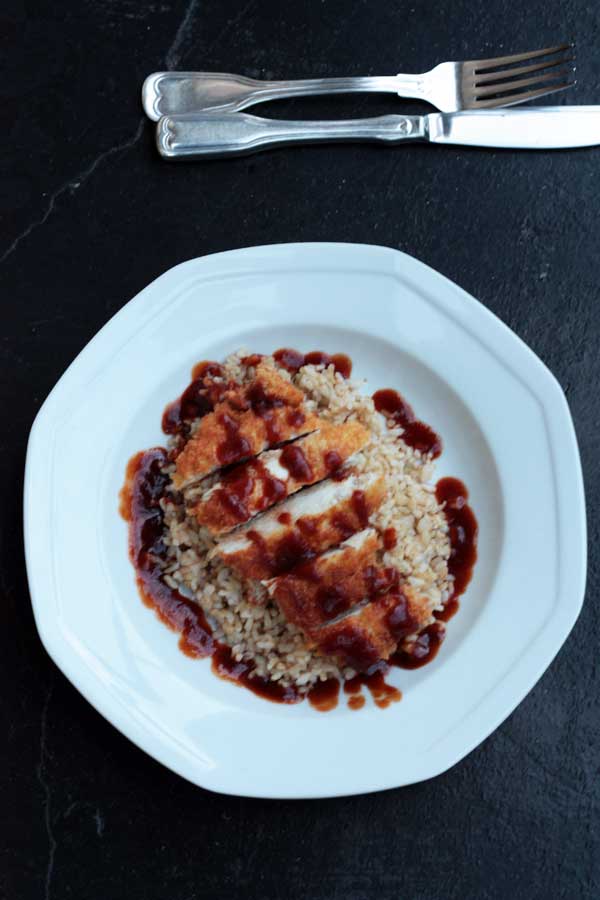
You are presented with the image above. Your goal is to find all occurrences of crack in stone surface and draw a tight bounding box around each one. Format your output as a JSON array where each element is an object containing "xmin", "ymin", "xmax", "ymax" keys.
[
  {"xmin": 0, "ymin": 121, "xmax": 145, "ymax": 267},
  {"xmin": 1, "ymin": 0, "xmax": 205, "ymax": 265},
  {"xmin": 165, "ymin": 0, "xmax": 201, "ymax": 69}
]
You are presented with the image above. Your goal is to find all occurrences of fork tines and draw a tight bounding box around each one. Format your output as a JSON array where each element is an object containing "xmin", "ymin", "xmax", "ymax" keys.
[{"xmin": 465, "ymin": 43, "xmax": 576, "ymax": 108}]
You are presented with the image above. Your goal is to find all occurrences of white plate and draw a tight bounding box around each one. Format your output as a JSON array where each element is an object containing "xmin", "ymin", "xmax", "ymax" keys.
[{"xmin": 24, "ymin": 243, "xmax": 586, "ymax": 798}]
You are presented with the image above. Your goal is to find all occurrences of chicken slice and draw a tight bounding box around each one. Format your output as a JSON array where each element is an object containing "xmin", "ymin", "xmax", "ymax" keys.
[
  {"xmin": 310, "ymin": 585, "xmax": 431, "ymax": 672},
  {"xmin": 213, "ymin": 472, "xmax": 385, "ymax": 580},
  {"xmin": 173, "ymin": 363, "xmax": 317, "ymax": 488},
  {"xmin": 193, "ymin": 421, "xmax": 370, "ymax": 534},
  {"xmin": 264, "ymin": 528, "xmax": 384, "ymax": 628}
]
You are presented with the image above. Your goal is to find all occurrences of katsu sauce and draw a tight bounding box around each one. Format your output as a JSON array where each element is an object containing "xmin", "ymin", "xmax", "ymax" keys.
[
  {"xmin": 373, "ymin": 388, "xmax": 442, "ymax": 458},
  {"xmin": 435, "ymin": 478, "xmax": 478, "ymax": 606},
  {"xmin": 122, "ymin": 350, "xmax": 478, "ymax": 712},
  {"xmin": 274, "ymin": 348, "xmax": 352, "ymax": 379},
  {"xmin": 120, "ymin": 449, "xmax": 214, "ymax": 659}
]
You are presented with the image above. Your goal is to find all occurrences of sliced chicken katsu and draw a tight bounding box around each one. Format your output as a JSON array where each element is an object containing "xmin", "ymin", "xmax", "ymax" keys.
[
  {"xmin": 264, "ymin": 528, "xmax": 386, "ymax": 628},
  {"xmin": 173, "ymin": 362, "xmax": 318, "ymax": 489},
  {"xmin": 310, "ymin": 586, "xmax": 431, "ymax": 672},
  {"xmin": 193, "ymin": 421, "xmax": 370, "ymax": 534},
  {"xmin": 213, "ymin": 471, "xmax": 386, "ymax": 580}
]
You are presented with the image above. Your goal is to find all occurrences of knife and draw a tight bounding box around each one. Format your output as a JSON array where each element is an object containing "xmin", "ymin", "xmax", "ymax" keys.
[{"xmin": 156, "ymin": 107, "xmax": 600, "ymax": 159}]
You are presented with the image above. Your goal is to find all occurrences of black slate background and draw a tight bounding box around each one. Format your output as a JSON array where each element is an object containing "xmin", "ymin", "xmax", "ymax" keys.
[{"xmin": 3, "ymin": 1, "xmax": 599, "ymax": 898}]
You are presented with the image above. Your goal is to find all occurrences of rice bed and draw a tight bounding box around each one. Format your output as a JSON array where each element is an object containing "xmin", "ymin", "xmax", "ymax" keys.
[{"xmin": 159, "ymin": 350, "xmax": 452, "ymax": 692}]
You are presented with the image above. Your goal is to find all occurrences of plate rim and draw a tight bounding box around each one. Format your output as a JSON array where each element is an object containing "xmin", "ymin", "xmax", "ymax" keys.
[{"xmin": 24, "ymin": 242, "xmax": 587, "ymax": 798}]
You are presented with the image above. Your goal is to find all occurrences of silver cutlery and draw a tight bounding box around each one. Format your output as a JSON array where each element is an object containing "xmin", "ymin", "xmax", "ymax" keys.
[
  {"xmin": 144, "ymin": 44, "xmax": 575, "ymax": 119},
  {"xmin": 155, "ymin": 107, "xmax": 600, "ymax": 159}
]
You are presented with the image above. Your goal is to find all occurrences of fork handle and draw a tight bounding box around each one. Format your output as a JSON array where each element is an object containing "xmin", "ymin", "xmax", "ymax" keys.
[
  {"xmin": 156, "ymin": 112, "xmax": 426, "ymax": 159},
  {"xmin": 143, "ymin": 71, "xmax": 425, "ymax": 120}
]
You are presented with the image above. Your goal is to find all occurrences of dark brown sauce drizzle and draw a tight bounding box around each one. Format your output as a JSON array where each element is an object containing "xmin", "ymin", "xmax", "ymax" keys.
[
  {"xmin": 262, "ymin": 468, "xmax": 288, "ymax": 508},
  {"xmin": 317, "ymin": 589, "xmax": 420, "ymax": 680},
  {"xmin": 296, "ymin": 516, "xmax": 318, "ymax": 537},
  {"xmin": 274, "ymin": 348, "xmax": 352, "ymax": 379},
  {"xmin": 212, "ymin": 374, "xmax": 301, "ymax": 466},
  {"xmin": 365, "ymin": 565, "xmax": 400, "ymax": 596},
  {"xmin": 435, "ymin": 596, "xmax": 459, "ymax": 623},
  {"xmin": 213, "ymin": 460, "xmax": 286, "ymax": 525},
  {"xmin": 351, "ymin": 490, "xmax": 369, "ymax": 528},
  {"xmin": 307, "ymin": 678, "xmax": 341, "ymax": 712},
  {"xmin": 330, "ymin": 512, "xmax": 356, "ymax": 541},
  {"xmin": 383, "ymin": 527, "xmax": 397, "ymax": 551},
  {"xmin": 391, "ymin": 622, "xmax": 446, "ymax": 670},
  {"xmin": 373, "ymin": 388, "xmax": 442, "ymax": 458},
  {"xmin": 280, "ymin": 444, "xmax": 313, "ymax": 482},
  {"xmin": 211, "ymin": 644, "xmax": 301, "ymax": 704},
  {"xmin": 214, "ymin": 466, "xmax": 255, "ymax": 523},
  {"xmin": 347, "ymin": 694, "xmax": 366, "ymax": 711},
  {"xmin": 245, "ymin": 380, "xmax": 287, "ymax": 444},
  {"xmin": 344, "ymin": 663, "xmax": 402, "ymax": 709},
  {"xmin": 216, "ymin": 410, "xmax": 252, "ymax": 465},
  {"xmin": 287, "ymin": 408, "xmax": 306, "ymax": 428},
  {"xmin": 243, "ymin": 488, "xmax": 380, "ymax": 578},
  {"xmin": 163, "ymin": 356, "xmax": 307, "ymax": 468},
  {"xmin": 123, "ymin": 351, "xmax": 478, "ymax": 712},
  {"xmin": 385, "ymin": 591, "xmax": 421, "ymax": 642},
  {"xmin": 435, "ymin": 477, "xmax": 478, "ymax": 612},
  {"xmin": 318, "ymin": 624, "xmax": 383, "ymax": 673},
  {"xmin": 290, "ymin": 556, "xmax": 356, "ymax": 620},
  {"xmin": 282, "ymin": 560, "xmax": 400, "ymax": 624},
  {"xmin": 214, "ymin": 645, "xmax": 340, "ymax": 710},
  {"xmin": 162, "ymin": 361, "xmax": 225, "ymax": 436},
  {"xmin": 387, "ymin": 480, "xmax": 477, "ymax": 667},
  {"xmin": 240, "ymin": 353, "xmax": 264, "ymax": 368},
  {"xmin": 122, "ymin": 450, "xmax": 330, "ymax": 706},
  {"xmin": 323, "ymin": 450, "xmax": 343, "ymax": 477},
  {"xmin": 315, "ymin": 584, "xmax": 353, "ymax": 619},
  {"xmin": 247, "ymin": 527, "xmax": 317, "ymax": 577},
  {"xmin": 120, "ymin": 449, "xmax": 214, "ymax": 658}
]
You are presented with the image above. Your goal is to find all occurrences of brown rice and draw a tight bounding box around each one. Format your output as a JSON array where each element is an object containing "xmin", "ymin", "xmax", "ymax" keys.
[{"xmin": 158, "ymin": 350, "xmax": 452, "ymax": 691}]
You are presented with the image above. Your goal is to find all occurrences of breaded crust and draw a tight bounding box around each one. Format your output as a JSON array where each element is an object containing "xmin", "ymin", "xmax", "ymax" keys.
[
  {"xmin": 265, "ymin": 528, "xmax": 380, "ymax": 628},
  {"xmin": 173, "ymin": 363, "xmax": 316, "ymax": 488},
  {"xmin": 214, "ymin": 473, "xmax": 385, "ymax": 580},
  {"xmin": 310, "ymin": 585, "xmax": 431, "ymax": 672},
  {"xmin": 193, "ymin": 420, "xmax": 370, "ymax": 534}
]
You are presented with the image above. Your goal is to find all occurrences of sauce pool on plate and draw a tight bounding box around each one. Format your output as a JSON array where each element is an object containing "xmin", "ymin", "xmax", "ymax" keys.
[
  {"xmin": 121, "ymin": 351, "xmax": 478, "ymax": 712},
  {"xmin": 435, "ymin": 477, "xmax": 478, "ymax": 605},
  {"xmin": 274, "ymin": 348, "xmax": 352, "ymax": 379},
  {"xmin": 120, "ymin": 449, "xmax": 214, "ymax": 659},
  {"xmin": 373, "ymin": 388, "xmax": 442, "ymax": 458}
]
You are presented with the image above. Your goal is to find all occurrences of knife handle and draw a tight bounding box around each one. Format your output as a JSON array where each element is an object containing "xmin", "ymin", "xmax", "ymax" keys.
[{"xmin": 156, "ymin": 113, "xmax": 425, "ymax": 159}]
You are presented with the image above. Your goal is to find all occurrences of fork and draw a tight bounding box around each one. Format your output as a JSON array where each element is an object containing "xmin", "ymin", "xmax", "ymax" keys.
[{"xmin": 143, "ymin": 44, "xmax": 576, "ymax": 120}]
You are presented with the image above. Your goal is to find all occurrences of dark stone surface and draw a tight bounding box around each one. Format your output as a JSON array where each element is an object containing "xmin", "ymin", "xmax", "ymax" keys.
[{"xmin": 3, "ymin": 1, "xmax": 599, "ymax": 898}]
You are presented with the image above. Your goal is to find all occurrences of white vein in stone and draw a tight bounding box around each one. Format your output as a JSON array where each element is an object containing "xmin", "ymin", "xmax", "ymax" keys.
[
  {"xmin": 0, "ymin": 121, "xmax": 144, "ymax": 267},
  {"xmin": 165, "ymin": 0, "xmax": 201, "ymax": 69}
]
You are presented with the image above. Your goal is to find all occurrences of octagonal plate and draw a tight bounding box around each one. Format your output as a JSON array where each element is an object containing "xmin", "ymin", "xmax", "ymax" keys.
[{"xmin": 24, "ymin": 243, "xmax": 586, "ymax": 798}]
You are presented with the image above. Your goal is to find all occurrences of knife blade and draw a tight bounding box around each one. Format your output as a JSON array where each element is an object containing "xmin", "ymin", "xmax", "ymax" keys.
[
  {"xmin": 156, "ymin": 107, "xmax": 600, "ymax": 159},
  {"xmin": 431, "ymin": 106, "xmax": 600, "ymax": 149}
]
